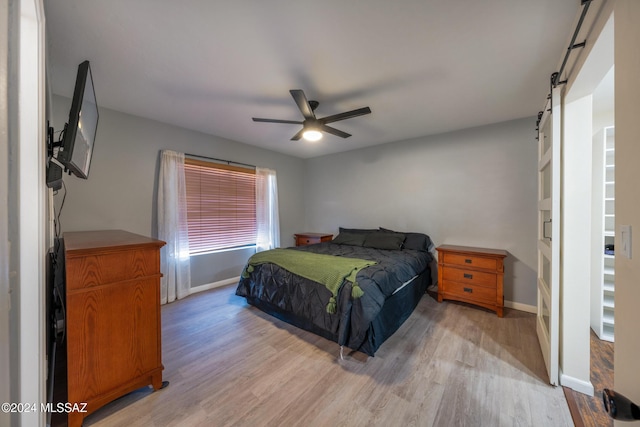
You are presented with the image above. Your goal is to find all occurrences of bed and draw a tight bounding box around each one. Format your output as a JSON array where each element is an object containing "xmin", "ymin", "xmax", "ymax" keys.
[{"xmin": 235, "ymin": 228, "xmax": 434, "ymax": 356}]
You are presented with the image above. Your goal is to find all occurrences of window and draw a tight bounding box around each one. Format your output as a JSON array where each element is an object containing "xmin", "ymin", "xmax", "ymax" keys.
[{"xmin": 184, "ymin": 158, "xmax": 256, "ymax": 255}]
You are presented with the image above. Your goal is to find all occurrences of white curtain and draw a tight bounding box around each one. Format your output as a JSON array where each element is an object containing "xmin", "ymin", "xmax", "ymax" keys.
[
  {"xmin": 158, "ymin": 150, "xmax": 191, "ymax": 304},
  {"xmin": 255, "ymin": 167, "xmax": 280, "ymax": 252}
]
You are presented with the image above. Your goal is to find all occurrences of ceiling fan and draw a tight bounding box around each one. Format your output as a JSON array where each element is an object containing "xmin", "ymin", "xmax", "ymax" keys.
[{"xmin": 252, "ymin": 89, "xmax": 371, "ymax": 141}]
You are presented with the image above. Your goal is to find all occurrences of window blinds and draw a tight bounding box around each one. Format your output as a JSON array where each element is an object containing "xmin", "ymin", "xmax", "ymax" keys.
[{"xmin": 184, "ymin": 158, "xmax": 256, "ymax": 254}]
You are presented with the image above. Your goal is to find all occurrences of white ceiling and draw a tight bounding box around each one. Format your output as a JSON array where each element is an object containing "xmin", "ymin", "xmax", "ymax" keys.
[{"xmin": 44, "ymin": 1, "xmax": 580, "ymax": 159}]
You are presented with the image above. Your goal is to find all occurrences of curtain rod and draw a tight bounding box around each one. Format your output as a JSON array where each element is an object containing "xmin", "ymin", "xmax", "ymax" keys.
[{"xmin": 185, "ymin": 153, "xmax": 256, "ymax": 169}]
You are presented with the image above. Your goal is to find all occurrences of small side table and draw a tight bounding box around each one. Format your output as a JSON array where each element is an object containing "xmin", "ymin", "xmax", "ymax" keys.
[
  {"xmin": 436, "ymin": 244, "xmax": 507, "ymax": 317},
  {"xmin": 294, "ymin": 233, "xmax": 333, "ymax": 246}
]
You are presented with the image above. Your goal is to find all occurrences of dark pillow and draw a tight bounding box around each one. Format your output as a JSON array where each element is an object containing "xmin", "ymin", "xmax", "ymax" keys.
[
  {"xmin": 363, "ymin": 231, "xmax": 405, "ymax": 250},
  {"xmin": 332, "ymin": 231, "xmax": 366, "ymax": 246},
  {"xmin": 339, "ymin": 227, "xmax": 380, "ymax": 235},
  {"xmin": 404, "ymin": 233, "xmax": 432, "ymax": 251},
  {"xmin": 379, "ymin": 227, "xmax": 432, "ymax": 251}
]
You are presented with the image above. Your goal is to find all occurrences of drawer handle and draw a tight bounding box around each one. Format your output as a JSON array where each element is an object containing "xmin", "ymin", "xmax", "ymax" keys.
[
  {"xmin": 465, "ymin": 259, "xmax": 472, "ymax": 264},
  {"xmin": 463, "ymin": 273, "xmax": 473, "ymax": 279},
  {"xmin": 463, "ymin": 287, "xmax": 473, "ymax": 293}
]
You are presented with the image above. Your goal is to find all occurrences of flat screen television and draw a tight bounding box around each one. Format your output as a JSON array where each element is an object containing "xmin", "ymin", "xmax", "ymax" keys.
[{"xmin": 56, "ymin": 60, "xmax": 99, "ymax": 179}]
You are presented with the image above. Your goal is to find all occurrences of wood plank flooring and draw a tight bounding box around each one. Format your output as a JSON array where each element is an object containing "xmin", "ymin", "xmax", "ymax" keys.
[
  {"xmin": 562, "ymin": 330, "xmax": 614, "ymax": 426},
  {"xmin": 80, "ymin": 285, "xmax": 573, "ymax": 427}
]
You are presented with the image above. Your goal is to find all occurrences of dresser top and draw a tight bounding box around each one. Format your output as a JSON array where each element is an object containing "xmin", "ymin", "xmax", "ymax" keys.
[
  {"xmin": 64, "ymin": 230, "xmax": 166, "ymax": 255},
  {"xmin": 436, "ymin": 244, "xmax": 507, "ymax": 258}
]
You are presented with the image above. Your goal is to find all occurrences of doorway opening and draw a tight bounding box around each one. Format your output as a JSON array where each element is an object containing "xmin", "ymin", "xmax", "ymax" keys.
[{"xmin": 561, "ymin": 11, "xmax": 614, "ymax": 426}]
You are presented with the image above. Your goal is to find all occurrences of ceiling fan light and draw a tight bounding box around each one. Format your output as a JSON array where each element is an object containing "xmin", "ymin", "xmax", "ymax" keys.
[{"xmin": 303, "ymin": 129, "xmax": 323, "ymax": 142}]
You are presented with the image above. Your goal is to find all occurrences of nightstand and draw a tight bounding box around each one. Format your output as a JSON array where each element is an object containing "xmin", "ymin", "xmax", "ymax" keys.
[
  {"xmin": 436, "ymin": 244, "xmax": 507, "ymax": 317},
  {"xmin": 294, "ymin": 233, "xmax": 333, "ymax": 246}
]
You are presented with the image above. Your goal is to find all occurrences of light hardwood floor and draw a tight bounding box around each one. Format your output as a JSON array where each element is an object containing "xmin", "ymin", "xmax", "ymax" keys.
[{"xmin": 83, "ymin": 285, "xmax": 573, "ymax": 427}]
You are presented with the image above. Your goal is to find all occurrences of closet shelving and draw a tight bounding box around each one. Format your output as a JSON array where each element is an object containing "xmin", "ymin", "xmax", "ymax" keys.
[{"xmin": 592, "ymin": 126, "xmax": 615, "ymax": 342}]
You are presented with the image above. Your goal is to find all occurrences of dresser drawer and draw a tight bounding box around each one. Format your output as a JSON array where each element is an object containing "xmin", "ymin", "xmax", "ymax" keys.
[
  {"xmin": 66, "ymin": 248, "xmax": 160, "ymax": 290},
  {"xmin": 443, "ymin": 253, "xmax": 497, "ymax": 271},
  {"xmin": 442, "ymin": 267, "xmax": 497, "ymax": 288},
  {"xmin": 442, "ymin": 280, "xmax": 497, "ymax": 303}
]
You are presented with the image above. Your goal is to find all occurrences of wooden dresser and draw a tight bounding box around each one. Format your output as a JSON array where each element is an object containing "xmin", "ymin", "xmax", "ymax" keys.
[
  {"xmin": 294, "ymin": 232, "xmax": 333, "ymax": 246},
  {"xmin": 436, "ymin": 244, "xmax": 507, "ymax": 317},
  {"xmin": 63, "ymin": 230, "xmax": 166, "ymax": 427}
]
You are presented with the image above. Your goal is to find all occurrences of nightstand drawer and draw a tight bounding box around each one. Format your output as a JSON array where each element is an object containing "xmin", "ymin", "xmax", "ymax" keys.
[
  {"xmin": 443, "ymin": 253, "xmax": 497, "ymax": 271},
  {"xmin": 442, "ymin": 267, "xmax": 497, "ymax": 288},
  {"xmin": 442, "ymin": 280, "xmax": 496, "ymax": 302},
  {"xmin": 297, "ymin": 236, "xmax": 321, "ymax": 245},
  {"xmin": 294, "ymin": 233, "xmax": 333, "ymax": 247}
]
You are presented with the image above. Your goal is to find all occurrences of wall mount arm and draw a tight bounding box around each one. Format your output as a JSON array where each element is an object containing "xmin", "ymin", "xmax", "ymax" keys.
[{"xmin": 46, "ymin": 121, "xmax": 67, "ymax": 158}]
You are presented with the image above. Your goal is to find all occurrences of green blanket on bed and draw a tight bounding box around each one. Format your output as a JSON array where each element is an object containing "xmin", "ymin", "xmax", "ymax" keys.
[{"xmin": 241, "ymin": 248, "xmax": 377, "ymax": 314}]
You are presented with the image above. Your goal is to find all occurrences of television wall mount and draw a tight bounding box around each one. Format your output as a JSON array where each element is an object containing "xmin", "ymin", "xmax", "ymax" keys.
[{"xmin": 46, "ymin": 121, "xmax": 68, "ymax": 158}]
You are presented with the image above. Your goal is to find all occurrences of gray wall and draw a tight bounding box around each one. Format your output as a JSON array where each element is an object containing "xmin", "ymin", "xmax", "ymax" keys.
[
  {"xmin": 52, "ymin": 95, "xmax": 306, "ymax": 287},
  {"xmin": 303, "ymin": 117, "xmax": 538, "ymax": 306},
  {"xmin": 53, "ymin": 94, "xmax": 538, "ymax": 305}
]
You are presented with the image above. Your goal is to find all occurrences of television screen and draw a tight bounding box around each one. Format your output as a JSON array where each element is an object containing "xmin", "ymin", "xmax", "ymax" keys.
[{"xmin": 57, "ymin": 60, "xmax": 98, "ymax": 179}]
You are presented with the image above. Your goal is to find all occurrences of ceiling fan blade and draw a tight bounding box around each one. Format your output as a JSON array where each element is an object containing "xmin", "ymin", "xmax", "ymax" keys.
[
  {"xmin": 252, "ymin": 118, "xmax": 303, "ymax": 124},
  {"xmin": 290, "ymin": 128, "xmax": 305, "ymax": 141},
  {"xmin": 290, "ymin": 89, "xmax": 316, "ymax": 120},
  {"xmin": 320, "ymin": 107, "xmax": 371, "ymax": 124},
  {"xmin": 320, "ymin": 124, "xmax": 351, "ymax": 138}
]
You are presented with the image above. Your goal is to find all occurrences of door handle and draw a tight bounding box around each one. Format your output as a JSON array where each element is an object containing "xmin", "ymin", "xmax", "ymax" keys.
[{"xmin": 543, "ymin": 219, "xmax": 552, "ymax": 241}]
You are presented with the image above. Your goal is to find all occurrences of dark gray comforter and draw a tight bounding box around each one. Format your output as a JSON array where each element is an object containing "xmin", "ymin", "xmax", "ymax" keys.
[{"xmin": 235, "ymin": 242, "xmax": 432, "ymax": 353}]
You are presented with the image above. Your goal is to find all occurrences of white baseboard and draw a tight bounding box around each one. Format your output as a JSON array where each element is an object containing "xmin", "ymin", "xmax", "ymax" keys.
[
  {"xmin": 190, "ymin": 276, "xmax": 240, "ymax": 295},
  {"xmin": 560, "ymin": 370, "xmax": 595, "ymax": 396},
  {"xmin": 504, "ymin": 300, "xmax": 536, "ymax": 314}
]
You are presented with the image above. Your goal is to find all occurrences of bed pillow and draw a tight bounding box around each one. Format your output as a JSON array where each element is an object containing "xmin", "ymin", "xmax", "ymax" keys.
[
  {"xmin": 339, "ymin": 227, "xmax": 380, "ymax": 235},
  {"xmin": 379, "ymin": 227, "xmax": 433, "ymax": 252},
  {"xmin": 332, "ymin": 231, "xmax": 366, "ymax": 246},
  {"xmin": 404, "ymin": 233, "xmax": 433, "ymax": 252},
  {"xmin": 362, "ymin": 231, "xmax": 405, "ymax": 250}
]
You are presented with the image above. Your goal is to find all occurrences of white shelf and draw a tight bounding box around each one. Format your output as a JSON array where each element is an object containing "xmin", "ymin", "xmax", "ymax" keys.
[
  {"xmin": 603, "ymin": 310, "xmax": 615, "ymax": 325},
  {"xmin": 604, "ymin": 294, "xmax": 615, "ymax": 308},
  {"xmin": 604, "ymin": 280, "xmax": 615, "ymax": 293}
]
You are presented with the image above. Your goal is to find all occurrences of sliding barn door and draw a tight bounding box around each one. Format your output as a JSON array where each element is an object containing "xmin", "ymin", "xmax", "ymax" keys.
[{"xmin": 536, "ymin": 88, "xmax": 561, "ymax": 386}]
